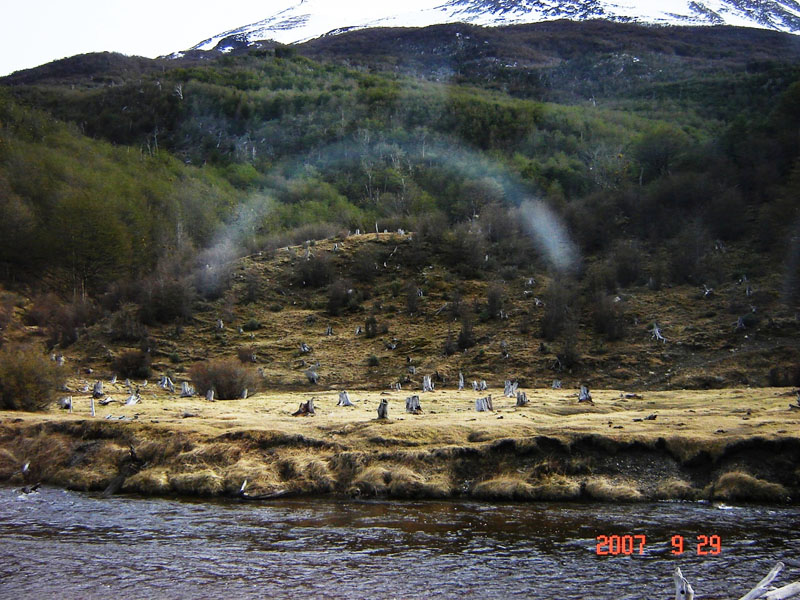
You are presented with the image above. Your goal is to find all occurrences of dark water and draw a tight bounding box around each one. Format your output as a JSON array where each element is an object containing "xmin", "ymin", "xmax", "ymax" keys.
[{"xmin": 1, "ymin": 486, "xmax": 799, "ymax": 599}]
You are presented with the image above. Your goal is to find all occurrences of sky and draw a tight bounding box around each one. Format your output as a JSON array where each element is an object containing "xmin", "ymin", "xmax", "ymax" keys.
[{"xmin": 0, "ymin": 1, "xmax": 277, "ymax": 76}]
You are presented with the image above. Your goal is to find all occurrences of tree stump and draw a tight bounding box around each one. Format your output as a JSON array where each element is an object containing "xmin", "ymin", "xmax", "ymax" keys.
[
  {"xmin": 475, "ymin": 395, "xmax": 493, "ymax": 412},
  {"xmin": 181, "ymin": 382, "xmax": 195, "ymax": 397},
  {"xmin": 377, "ymin": 398, "xmax": 389, "ymax": 419},
  {"xmin": 292, "ymin": 398, "xmax": 315, "ymax": 416},
  {"xmin": 516, "ymin": 391, "xmax": 528, "ymax": 407},
  {"xmin": 504, "ymin": 380, "xmax": 518, "ymax": 397},
  {"xmin": 578, "ymin": 385, "xmax": 593, "ymax": 404},
  {"xmin": 92, "ymin": 381, "xmax": 104, "ymax": 399},
  {"xmin": 300, "ymin": 342, "xmax": 312, "ymax": 354},
  {"xmin": 422, "ymin": 375, "xmax": 434, "ymax": 392},
  {"xmin": 338, "ymin": 391, "xmax": 354, "ymax": 407},
  {"xmin": 305, "ymin": 369, "xmax": 319, "ymax": 384},
  {"xmin": 458, "ymin": 372, "xmax": 465, "ymax": 390},
  {"xmin": 552, "ymin": 379, "xmax": 562, "ymax": 389},
  {"xmin": 405, "ymin": 395, "xmax": 422, "ymax": 414},
  {"xmin": 206, "ymin": 389, "xmax": 215, "ymax": 402}
]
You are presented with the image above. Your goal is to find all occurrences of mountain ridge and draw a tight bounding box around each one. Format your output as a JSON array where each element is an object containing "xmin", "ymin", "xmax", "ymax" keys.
[{"xmin": 186, "ymin": 0, "xmax": 800, "ymax": 55}]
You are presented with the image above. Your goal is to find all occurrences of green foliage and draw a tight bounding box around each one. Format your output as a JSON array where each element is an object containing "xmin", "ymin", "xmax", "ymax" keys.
[{"xmin": 0, "ymin": 345, "xmax": 65, "ymax": 411}]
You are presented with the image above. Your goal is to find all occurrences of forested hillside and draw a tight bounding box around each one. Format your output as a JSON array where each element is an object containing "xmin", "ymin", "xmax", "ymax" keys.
[{"xmin": 2, "ymin": 21, "xmax": 800, "ymax": 388}]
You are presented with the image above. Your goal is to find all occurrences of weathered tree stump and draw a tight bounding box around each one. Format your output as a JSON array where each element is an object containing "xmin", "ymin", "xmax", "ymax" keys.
[
  {"xmin": 422, "ymin": 375, "xmax": 434, "ymax": 392},
  {"xmin": 458, "ymin": 372, "xmax": 465, "ymax": 390},
  {"xmin": 338, "ymin": 391, "xmax": 354, "ymax": 407},
  {"xmin": 292, "ymin": 398, "xmax": 315, "ymax": 416},
  {"xmin": 92, "ymin": 381, "xmax": 104, "ymax": 399},
  {"xmin": 180, "ymin": 382, "xmax": 195, "ymax": 397},
  {"xmin": 325, "ymin": 325, "xmax": 333, "ymax": 336},
  {"xmin": 552, "ymin": 379, "xmax": 562, "ymax": 389},
  {"xmin": 377, "ymin": 398, "xmax": 389, "ymax": 419},
  {"xmin": 90, "ymin": 396, "xmax": 95, "ymax": 417},
  {"xmin": 504, "ymin": 380, "xmax": 518, "ymax": 397},
  {"xmin": 300, "ymin": 342, "xmax": 312, "ymax": 354},
  {"xmin": 578, "ymin": 385, "xmax": 593, "ymax": 404},
  {"xmin": 405, "ymin": 395, "xmax": 422, "ymax": 414},
  {"xmin": 516, "ymin": 391, "xmax": 528, "ymax": 407},
  {"xmin": 651, "ymin": 323, "xmax": 667, "ymax": 343},
  {"xmin": 206, "ymin": 389, "xmax": 215, "ymax": 402},
  {"xmin": 475, "ymin": 395, "xmax": 493, "ymax": 412},
  {"xmin": 110, "ymin": 374, "xmax": 117, "ymax": 385},
  {"xmin": 124, "ymin": 393, "xmax": 140, "ymax": 406},
  {"xmin": 305, "ymin": 369, "xmax": 319, "ymax": 385},
  {"xmin": 58, "ymin": 396, "xmax": 72, "ymax": 411}
]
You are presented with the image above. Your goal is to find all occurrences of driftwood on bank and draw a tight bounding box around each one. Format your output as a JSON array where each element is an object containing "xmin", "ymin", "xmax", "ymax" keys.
[{"xmin": 674, "ymin": 562, "xmax": 800, "ymax": 600}]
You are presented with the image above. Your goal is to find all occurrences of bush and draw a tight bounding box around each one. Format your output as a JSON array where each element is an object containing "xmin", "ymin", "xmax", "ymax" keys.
[
  {"xmin": 458, "ymin": 316, "xmax": 476, "ymax": 350},
  {"xmin": 294, "ymin": 253, "xmax": 335, "ymax": 288},
  {"xmin": 0, "ymin": 345, "xmax": 65, "ymax": 411},
  {"xmin": 236, "ymin": 346, "xmax": 258, "ymax": 363},
  {"xmin": 327, "ymin": 278, "xmax": 358, "ymax": 316},
  {"xmin": 140, "ymin": 277, "xmax": 195, "ymax": 325},
  {"xmin": 189, "ymin": 359, "xmax": 258, "ymax": 400},
  {"xmin": 113, "ymin": 350, "xmax": 152, "ymax": 379},
  {"xmin": 108, "ymin": 304, "xmax": 148, "ymax": 342},
  {"xmin": 242, "ymin": 318, "xmax": 261, "ymax": 332},
  {"xmin": 364, "ymin": 316, "xmax": 378, "ymax": 338},
  {"xmin": 486, "ymin": 284, "xmax": 505, "ymax": 319},
  {"xmin": 541, "ymin": 283, "xmax": 572, "ymax": 342},
  {"xmin": 367, "ymin": 355, "xmax": 380, "ymax": 367},
  {"xmin": 592, "ymin": 294, "xmax": 626, "ymax": 341}
]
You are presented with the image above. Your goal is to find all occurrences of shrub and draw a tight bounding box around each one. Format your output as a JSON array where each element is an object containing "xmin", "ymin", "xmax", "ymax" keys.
[
  {"xmin": 294, "ymin": 253, "xmax": 335, "ymax": 288},
  {"xmin": 327, "ymin": 278, "xmax": 357, "ymax": 316},
  {"xmin": 592, "ymin": 294, "xmax": 626, "ymax": 341},
  {"xmin": 541, "ymin": 282, "xmax": 572, "ymax": 342},
  {"xmin": 486, "ymin": 284, "xmax": 505, "ymax": 319},
  {"xmin": 350, "ymin": 246, "xmax": 380, "ymax": 283},
  {"xmin": 364, "ymin": 316, "xmax": 378, "ymax": 338},
  {"xmin": 242, "ymin": 318, "xmax": 261, "ymax": 332},
  {"xmin": 108, "ymin": 304, "xmax": 148, "ymax": 342},
  {"xmin": 458, "ymin": 316, "xmax": 476, "ymax": 350},
  {"xmin": 236, "ymin": 346, "xmax": 258, "ymax": 363},
  {"xmin": 189, "ymin": 359, "xmax": 258, "ymax": 400},
  {"xmin": 140, "ymin": 277, "xmax": 195, "ymax": 325},
  {"xmin": 46, "ymin": 299, "xmax": 100, "ymax": 348},
  {"xmin": 113, "ymin": 350, "xmax": 152, "ymax": 379},
  {"xmin": 367, "ymin": 355, "xmax": 380, "ymax": 367},
  {"xmin": 0, "ymin": 345, "xmax": 65, "ymax": 411}
]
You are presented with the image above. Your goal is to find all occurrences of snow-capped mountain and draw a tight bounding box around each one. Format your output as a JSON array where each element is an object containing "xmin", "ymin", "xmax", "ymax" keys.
[{"xmin": 191, "ymin": 0, "xmax": 800, "ymax": 52}]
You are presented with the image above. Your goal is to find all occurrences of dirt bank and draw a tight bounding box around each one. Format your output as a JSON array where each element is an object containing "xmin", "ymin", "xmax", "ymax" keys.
[{"xmin": 1, "ymin": 387, "xmax": 799, "ymax": 503}]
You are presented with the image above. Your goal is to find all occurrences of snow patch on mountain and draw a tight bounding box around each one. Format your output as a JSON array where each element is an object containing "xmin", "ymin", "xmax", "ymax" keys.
[{"xmin": 189, "ymin": 0, "xmax": 800, "ymax": 53}]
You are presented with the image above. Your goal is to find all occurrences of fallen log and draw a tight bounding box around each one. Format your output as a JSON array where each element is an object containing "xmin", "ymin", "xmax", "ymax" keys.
[{"xmin": 673, "ymin": 562, "xmax": 800, "ymax": 600}]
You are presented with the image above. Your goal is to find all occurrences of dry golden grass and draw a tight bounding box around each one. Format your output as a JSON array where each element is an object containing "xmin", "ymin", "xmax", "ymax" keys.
[
  {"xmin": 1, "ymin": 384, "xmax": 798, "ymax": 501},
  {"xmin": 708, "ymin": 471, "xmax": 790, "ymax": 502},
  {"xmin": 584, "ymin": 477, "xmax": 644, "ymax": 502}
]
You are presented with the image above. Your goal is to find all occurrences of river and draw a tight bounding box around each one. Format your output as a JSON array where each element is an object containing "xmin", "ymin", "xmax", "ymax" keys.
[{"xmin": 1, "ymin": 485, "xmax": 798, "ymax": 599}]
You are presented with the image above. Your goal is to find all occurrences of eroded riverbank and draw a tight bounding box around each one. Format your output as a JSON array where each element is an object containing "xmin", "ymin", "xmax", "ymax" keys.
[{"xmin": 1, "ymin": 387, "xmax": 799, "ymax": 502}]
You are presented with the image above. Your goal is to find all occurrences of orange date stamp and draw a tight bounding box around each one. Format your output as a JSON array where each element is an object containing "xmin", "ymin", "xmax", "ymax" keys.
[{"xmin": 595, "ymin": 534, "xmax": 722, "ymax": 556}]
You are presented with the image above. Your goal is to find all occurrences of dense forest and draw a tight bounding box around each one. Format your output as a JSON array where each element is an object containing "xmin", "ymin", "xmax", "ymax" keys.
[{"xmin": 1, "ymin": 20, "xmax": 800, "ymax": 385}]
